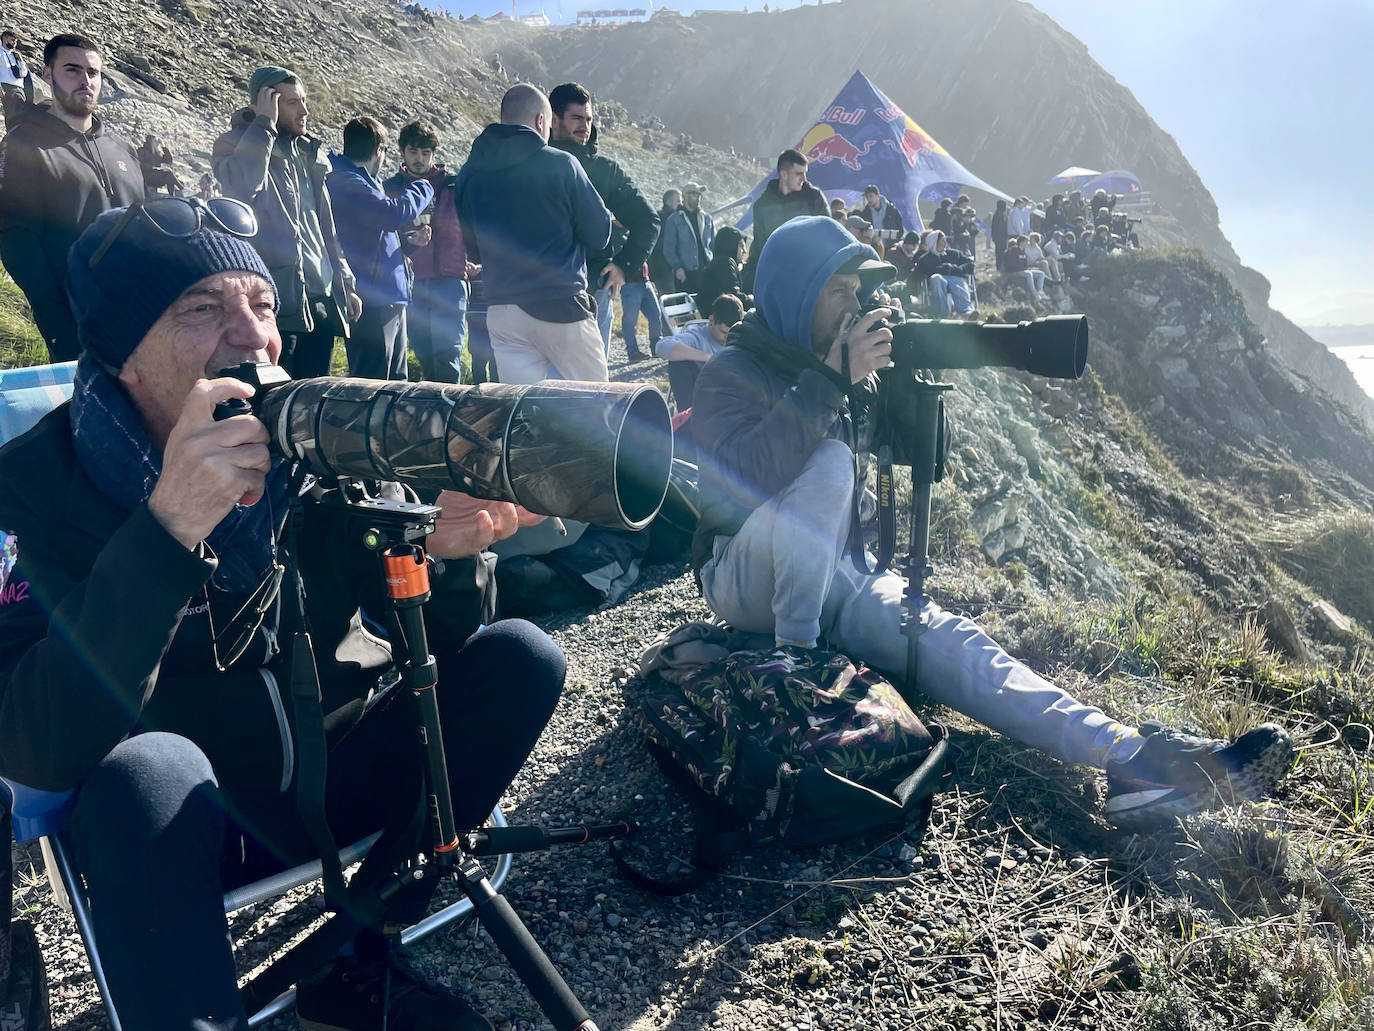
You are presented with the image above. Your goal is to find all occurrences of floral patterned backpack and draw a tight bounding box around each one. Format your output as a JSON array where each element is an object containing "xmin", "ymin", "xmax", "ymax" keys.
[{"xmin": 623, "ymin": 633, "xmax": 953, "ymax": 889}]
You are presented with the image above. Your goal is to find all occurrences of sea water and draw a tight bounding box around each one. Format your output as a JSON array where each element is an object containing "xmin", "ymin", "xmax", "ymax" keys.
[{"xmin": 1331, "ymin": 345, "xmax": 1374, "ymax": 400}]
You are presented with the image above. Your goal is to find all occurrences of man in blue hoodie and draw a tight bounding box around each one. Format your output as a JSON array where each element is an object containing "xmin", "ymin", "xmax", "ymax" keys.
[
  {"xmin": 690, "ymin": 216, "xmax": 1292, "ymax": 826},
  {"xmin": 327, "ymin": 116, "xmax": 433, "ymax": 379},
  {"xmin": 454, "ymin": 84, "xmax": 612, "ymax": 384}
]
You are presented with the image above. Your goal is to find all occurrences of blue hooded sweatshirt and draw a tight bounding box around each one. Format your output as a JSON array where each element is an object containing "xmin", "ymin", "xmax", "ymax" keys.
[
  {"xmin": 690, "ymin": 216, "xmax": 885, "ymax": 558},
  {"xmin": 754, "ymin": 215, "xmax": 882, "ymax": 354},
  {"xmin": 325, "ymin": 152, "xmax": 433, "ymax": 307}
]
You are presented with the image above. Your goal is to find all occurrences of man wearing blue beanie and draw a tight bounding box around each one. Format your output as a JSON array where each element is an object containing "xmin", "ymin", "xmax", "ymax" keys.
[
  {"xmin": 0, "ymin": 203, "xmax": 565, "ymax": 1029},
  {"xmin": 690, "ymin": 215, "xmax": 1291, "ymax": 827}
]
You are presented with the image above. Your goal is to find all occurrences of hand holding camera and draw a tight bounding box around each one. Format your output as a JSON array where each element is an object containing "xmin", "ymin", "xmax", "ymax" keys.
[{"xmin": 825, "ymin": 308, "xmax": 893, "ymax": 384}]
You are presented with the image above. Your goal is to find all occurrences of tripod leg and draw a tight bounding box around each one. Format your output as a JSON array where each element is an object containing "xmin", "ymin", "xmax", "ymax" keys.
[{"xmin": 453, "ymin": 855, "xmax": 600, "ymax": 1031}]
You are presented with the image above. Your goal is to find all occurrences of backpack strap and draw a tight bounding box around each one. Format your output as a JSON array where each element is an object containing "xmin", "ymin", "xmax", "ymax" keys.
[
  {"xmin": 889, "ymin": 722, "xmax": 955, "ymax": 832},
  {"xmin": 608, "ymin": 743, "xmax": 749, "ymax": 896}
]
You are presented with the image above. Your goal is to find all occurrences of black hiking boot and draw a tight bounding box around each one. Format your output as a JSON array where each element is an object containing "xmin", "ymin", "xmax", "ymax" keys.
[
  {"xmin": 1103, "ymin": 721, "xmax": 1293, "ymax": 827},
  {"xmin": 295, "ymin": 943, "xmax": 491, "ymax": 1031}
]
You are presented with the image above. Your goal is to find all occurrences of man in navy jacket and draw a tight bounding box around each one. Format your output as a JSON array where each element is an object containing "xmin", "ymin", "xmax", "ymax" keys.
[
  {"xmin": 327, "ymin": 116, "xmax": 433, "ymax": 380},
  {"xmin": 454, "ymin": 84, "xmax": 611, "ymax": 384}
]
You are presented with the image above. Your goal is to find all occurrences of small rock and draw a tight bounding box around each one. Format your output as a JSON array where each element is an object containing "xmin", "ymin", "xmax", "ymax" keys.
[{"xmin": 1312, "ymin": 598, "xmax": 1355, "ymax": 641}]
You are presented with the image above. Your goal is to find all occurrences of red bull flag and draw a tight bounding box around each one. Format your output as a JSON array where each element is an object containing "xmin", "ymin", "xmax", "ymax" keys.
[{"xmin": 726, "ymin": 71, "xmax": 1010, "ymax": 233}]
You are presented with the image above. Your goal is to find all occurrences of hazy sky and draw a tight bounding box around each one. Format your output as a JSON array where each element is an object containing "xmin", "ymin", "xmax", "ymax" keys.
[{"xmin": 441, "ymin": 0, "xmax": 1373, "ymax": 326}]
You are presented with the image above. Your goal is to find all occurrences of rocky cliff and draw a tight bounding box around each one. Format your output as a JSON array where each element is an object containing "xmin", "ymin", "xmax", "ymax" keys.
[{"xmin": 486, "ymin": 0, "xmax": 1374, "ymax": 427}]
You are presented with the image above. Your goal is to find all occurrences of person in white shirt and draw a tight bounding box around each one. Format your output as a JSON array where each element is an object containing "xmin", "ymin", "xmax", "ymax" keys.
[{"xmin": 0, "ymin": 31, "xmax": 33, "ymax": 105}]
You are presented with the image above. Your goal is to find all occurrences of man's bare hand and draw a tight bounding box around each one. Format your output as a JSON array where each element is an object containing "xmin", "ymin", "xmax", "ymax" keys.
[
  {"xmin": 345, "ymin": 291, "xmax": 363, "ymax": 322},
  {"xmin": 823, "ymin": 308, "xmax": 893, "ymax": 384},
  {"xmin": 674, "ymin": 268, "xmax": 686, "ymax": 283},
  {"xmin": 254, "ymin": 86, "xmax": 280, "ymax": 125},
  {"xmin": 148, "ymin": 379, "xmax": 272, "ymax": 550},
  {"xmin": 409, "ymin": 224, "xmax": 433, "ymax": 248},
  {"xmin": 426, "ymin": 490, "xmax": 545, "ymax": 559},
  {"xmin": 465, "ymin": 261, "xmax": 481, "ymax": 278},
  {"xmin": 600, "ymin": 262, "xmax": 626, "ymax": 297}
]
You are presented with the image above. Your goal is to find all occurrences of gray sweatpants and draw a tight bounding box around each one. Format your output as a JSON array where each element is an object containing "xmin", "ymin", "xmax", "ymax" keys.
[{"xmin": 699, "ymin": 439, "xmax": 1130, "ymax": 768}]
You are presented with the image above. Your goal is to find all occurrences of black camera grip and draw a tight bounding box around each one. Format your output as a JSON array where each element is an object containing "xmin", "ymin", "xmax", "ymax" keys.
[{"xmin": 212, "ymin": 397, "xmax": 254, "ymax": 422}]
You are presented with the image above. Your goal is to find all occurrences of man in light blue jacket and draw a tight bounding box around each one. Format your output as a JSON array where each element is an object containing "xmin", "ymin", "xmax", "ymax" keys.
[{"xmin": 662, "ymin": 182, "xmax": 715, "ymax": 294}]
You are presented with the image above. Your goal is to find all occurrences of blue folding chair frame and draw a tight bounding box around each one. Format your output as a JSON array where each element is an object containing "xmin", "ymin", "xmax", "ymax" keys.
[{"xmin": 1, "ymin": 776, "xmax": 512, "ymax": 1028}]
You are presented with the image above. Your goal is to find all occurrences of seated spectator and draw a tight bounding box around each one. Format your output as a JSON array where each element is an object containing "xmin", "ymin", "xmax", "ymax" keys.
[
  {"xmin": 913, "ymin": 230, "xmax": 975, "ymax": 316},
  {"xmin": 1041, "ymin": 231, "xmax": 1065, "ymax": 284},
  {"xmin": 1025, "ymin": 231, "xmax": 1051, "ymax": 281},
  {"xmin": 655, "ymin": 292, "xmax": 743, "ymax": 411},
  {"xmin": 196, "ymin": 172, "xmax": 218, "ymax": 201},
  {"xmin": 696, "ymin": 225, "xmax": 751, "ymax": 314},
  {"xmin": 1003, "ymin": 236, "xmax": 1047, "ymax": 302},
  {"xmin": 828, "ymin": 196, "xmax": 848, "ymax": 222},
  {"xmin": 890, "ymin": 230, "xmax": 922, "ymax": 287},
  {"xmin": 1090, "ymin": 224, "xmax": 1114, "ymax": 254},
  {"xmin": 1091, "ymin": 188, "xmax": 1117, "ymax": 224},
  {"xmin": 137, "ymin": 134, "xmax": 184, "ymax": 197}
]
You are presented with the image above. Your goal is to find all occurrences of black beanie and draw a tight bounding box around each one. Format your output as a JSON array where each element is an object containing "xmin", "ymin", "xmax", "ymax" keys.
[{"xmin": 66, "ymin": 206, "xmax": 275, "ymax": 370}]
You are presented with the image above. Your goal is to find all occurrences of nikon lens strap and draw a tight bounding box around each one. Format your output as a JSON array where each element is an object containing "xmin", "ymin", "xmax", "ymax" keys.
[{"xmin": 278, "ymin": 466, "xmax": 348, "ymax": 910}]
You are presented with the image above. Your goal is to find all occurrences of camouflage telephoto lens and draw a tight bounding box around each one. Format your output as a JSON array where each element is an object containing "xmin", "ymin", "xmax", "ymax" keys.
[{"xmin": 256, "ymin": 378, "xmax": 674, "ymax": 530}]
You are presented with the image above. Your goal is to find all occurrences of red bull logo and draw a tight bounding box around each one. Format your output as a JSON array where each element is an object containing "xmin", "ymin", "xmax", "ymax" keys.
[
  {"xmin": 886, "ymin": 122, "xmax": 938, "ymax": 167},
  {"xmin": 801, "ymin": 124, "xmax": 876, "ymax": 172}
]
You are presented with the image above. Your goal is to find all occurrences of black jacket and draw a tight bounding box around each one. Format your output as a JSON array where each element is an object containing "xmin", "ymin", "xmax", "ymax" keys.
[
  {"xmin": 0, "ymin": 406, "xmax": 493, "ymax": 792},
  {"xmin": 0, "ymin": 102, "xmax": 144, "ymax": 360},
  {"xmin": 690, "ymin": 313, "xmax": 876, "ymax": 570},
  {"xmin": 648, "ymin": 203, "xmax": 677, "ymax": 285},
  {"xmin": 549, "ymin": 126, "xmax": 659, "ymax": 282},
  {"xmin": 742, "ymin": 179, "xmax": 828, "ymax": 291},
  {"xmin": 914, "ymin": 247, "xmax": 974, "ymax": 280}
]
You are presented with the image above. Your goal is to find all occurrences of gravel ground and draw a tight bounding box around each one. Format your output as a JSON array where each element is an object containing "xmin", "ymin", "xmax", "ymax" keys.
[{"xmin": 18, "ymin": 342, "xmax": 1190, "ymax": 1030}]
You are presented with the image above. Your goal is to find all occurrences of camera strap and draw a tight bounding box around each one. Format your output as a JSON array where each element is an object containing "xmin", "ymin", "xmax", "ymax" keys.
[{"xmin": 277, "ymin": 466, "xmax": 349, "ymax": 911}]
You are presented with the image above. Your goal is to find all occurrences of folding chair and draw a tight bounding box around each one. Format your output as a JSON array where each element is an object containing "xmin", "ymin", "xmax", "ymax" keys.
[
  {"xmin": 658, "ymin": 291, "xmax": 700, "ymax": 332},
  {"xmin": 0, "ymin": 361, "xmax": 512, "ymax": 1027},
  {"xmin": 0, "ymin": 778, "xmax": 513, "ymax": 1028}
]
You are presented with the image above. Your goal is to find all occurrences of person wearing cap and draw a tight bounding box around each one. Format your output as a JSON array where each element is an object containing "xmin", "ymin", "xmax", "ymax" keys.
[
  {"xmin": 0, "ymin": 202, "xmax": 564, "ymax": 1030},
  {"xmin": 212, "ymin": 66, "xmax": 362, "ymax": 378},
  {"xmin": 0, "ymin": 32, "xmax": 144, "ymax": 361},
  {"xmin": 741, "ymin": 148, "xmax": 828, "ymax": 292},
  {"xmin": 857, "ymin": 184, "xmax": 906, "ymax": 247},
  {"xmin": 661, "ymin": 181, "xmax": 715, "ymax": 293},
  {"xmin": 689, "ymin": 215, "xmax": 1293, "ymax": 828}
]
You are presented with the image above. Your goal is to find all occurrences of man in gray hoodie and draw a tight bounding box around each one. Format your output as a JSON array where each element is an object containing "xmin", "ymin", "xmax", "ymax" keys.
[{"xmin": 454, "ymin": 84, "xmax": 611, "ymax": 383}]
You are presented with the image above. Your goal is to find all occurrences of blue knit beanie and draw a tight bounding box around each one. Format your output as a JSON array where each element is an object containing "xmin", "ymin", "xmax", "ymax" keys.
[{"xmin": 66, "ymin": 206, "xmax": 275, "ymax": 370}]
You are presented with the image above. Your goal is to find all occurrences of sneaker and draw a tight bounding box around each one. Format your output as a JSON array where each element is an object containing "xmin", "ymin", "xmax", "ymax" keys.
[
  {"xmin": 1103, "ymin": 721, "xmax": 1293, "ymax": 827},
  {"xmin": 296, "ymin": 947, "xmax": 492, "ymax": 1031},
  {"xmin": 626, "ymin": 350, "xmax": 651, "ymax": 363}
]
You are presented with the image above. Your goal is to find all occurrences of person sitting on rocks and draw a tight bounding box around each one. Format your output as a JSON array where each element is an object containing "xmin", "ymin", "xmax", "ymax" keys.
[
  {"xmin": 1041, "ymin": 230, "xmax": 1065, "ymax": 284},
  {"xmin": 654, "ymin": 292, "xmax": 743, "ymax": 411},
  {"xmin": 828, "ymin": 196, "xmax": 848, "ymax": 222},
  {"xmin": 1003, "ymin": 235, "xmax": 1047, "ymax": 302},
  {"xmin": 688, "ymin": 214, "xmax": 1294, "ymax": 827}
]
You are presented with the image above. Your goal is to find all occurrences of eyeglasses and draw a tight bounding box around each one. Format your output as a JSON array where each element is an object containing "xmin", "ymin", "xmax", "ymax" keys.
[
  {"xmin": 87, "ymin": 196, "xmax": 258, "ymax": 269},
  {"xmin": 206, "ymin": 561, "xmax": 285, "ymax": 673}
]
